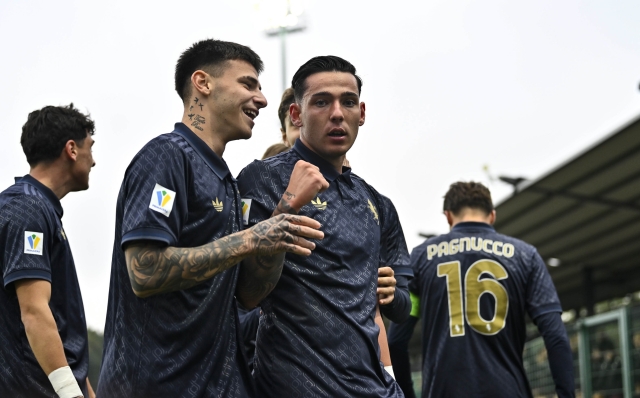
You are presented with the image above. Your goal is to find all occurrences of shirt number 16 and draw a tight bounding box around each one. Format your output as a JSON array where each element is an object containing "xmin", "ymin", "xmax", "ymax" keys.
[{"xmin": 437, "ymin": 259, "xmax": 510, "ymax": 337}]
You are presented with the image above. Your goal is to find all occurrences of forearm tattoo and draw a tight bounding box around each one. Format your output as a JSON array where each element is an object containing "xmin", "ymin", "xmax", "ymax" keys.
[
  {"xmin": 126, "ymin": 214, "xmax": 303, "ymax": 300},
  {"xmin": 273, "ymin": 191, "xmax": 298, "ymax": 216}
]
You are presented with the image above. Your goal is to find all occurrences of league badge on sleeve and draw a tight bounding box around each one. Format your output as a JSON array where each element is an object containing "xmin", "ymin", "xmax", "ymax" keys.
[
  {"xmin": 24, "ymin": 231, "xmax": 44, "ymax": 255},
  {"xmin": 241, "ymin": 199, "xmax": 252, "ymax": 226},
  {"xmin": 149, "ymin": 183, "xmax": 176, "ymax": 217}
]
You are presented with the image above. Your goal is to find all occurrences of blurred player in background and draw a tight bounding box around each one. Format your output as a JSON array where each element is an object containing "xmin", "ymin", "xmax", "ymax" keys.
[
  {"xmin": 237, "ymin": 55, "xmax": 412, "ymax": 397},
  {"xmin": 98, "ymin": 39, "xmax": 324, "ymax": 398},
  {"xmin": 0, "ymin": 104, "xmax": 96, "ymax": 398},
  {"xmin": 410, "ymin": 181, "xmax": 574, "ymax": 397}
]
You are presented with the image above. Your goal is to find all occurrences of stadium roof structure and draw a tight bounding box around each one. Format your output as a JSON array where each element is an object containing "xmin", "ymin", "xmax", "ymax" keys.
[{"xmin": 494, "ymin": 114, "xmax": 640, "ymax": 314}]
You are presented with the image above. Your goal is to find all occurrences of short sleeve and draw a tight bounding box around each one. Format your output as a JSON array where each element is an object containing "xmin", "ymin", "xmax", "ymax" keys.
[
  {"xmin": 237, "ymin": 160, "xmax": 283, "ymax": 227},
  {"xmin": 525, "ymin": 249, "xmax": 562, "ymax": 320},
  {"xmin": 378, "ymin": 195, "xmax": 412, "ymax": 278},
  {"xmin": 120, "ymin": 139, "xmax": 190, "ymax": 248},
  {"xmin": 0, "ymin": 197, "xmax": 53, "ymax": 287}
]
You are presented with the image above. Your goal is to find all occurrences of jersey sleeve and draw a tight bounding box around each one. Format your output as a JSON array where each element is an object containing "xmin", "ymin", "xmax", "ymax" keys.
[
  {"xmin": 237, "ymin": 160, "xmax": 283, "ymax": 227},
  {"xmin": 408, "ymin": 243, "xmax": 427, "ymax": 296},
  {"xmin": 1, "ymin": 197, "xmax": 54, "ymax": 287},
  {"xmin": 525, "ymin": 248, "xmax": 563, "ymax": 319},
  {"xmin": 378, "ymin": 195, "xmax": 412, "ymax": 278},
  {"xmin": 120, "ymin": 140, "xmax": 190, "ymax": 247}
]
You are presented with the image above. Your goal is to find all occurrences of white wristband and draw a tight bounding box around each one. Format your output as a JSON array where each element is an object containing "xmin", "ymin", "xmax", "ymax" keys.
[
  {"xmin": 48, "ymin": 366, "xmax": 83, "ymax": 398},
  {"xmin": 384, "ymin": 365, "xmax": 395, "ymax": 380}
]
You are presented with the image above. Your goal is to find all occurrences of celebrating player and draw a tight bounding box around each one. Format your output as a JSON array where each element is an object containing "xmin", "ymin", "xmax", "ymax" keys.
[
  {"xmin": 98, "ymin": 39, "xmax": 324, "ymax": 397},
  {"xmin": 410, "ymin": 181, "xmax": 574, "ymax": 397},
  {"xmin": 237, "ymin": 55, "xmax": 412, "ymax": 397},
  {"xmin": 0, "ymin": 104, "xmax": 96, "ymax": 398}
]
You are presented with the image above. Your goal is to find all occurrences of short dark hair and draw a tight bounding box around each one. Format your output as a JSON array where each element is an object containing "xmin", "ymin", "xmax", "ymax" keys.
[
  {"xmin": 291, "ymin": 55, "xmax": 362, "ymax": 103},
  {"xmin": 175, "ymin": 39, "xmax": 264, "ymax": 102},
  {"xmin": 443, "ymin": 181, "xmax": 494, "ymax": 216},
  {"xmin": 278, "ymin": 87, "xmax": 296, "ymax": 131},
  {"xmin": 20, "ymin": 104, "xmax": 95, "ymax": 167}
]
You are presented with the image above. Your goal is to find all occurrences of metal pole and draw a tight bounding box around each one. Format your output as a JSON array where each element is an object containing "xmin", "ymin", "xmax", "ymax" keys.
[{"xmin": 280, "ymin": 26, "xmax": 287, "ymax": 92}]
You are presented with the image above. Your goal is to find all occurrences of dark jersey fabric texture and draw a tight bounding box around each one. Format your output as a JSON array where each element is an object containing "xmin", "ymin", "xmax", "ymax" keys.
[
  {"xmin": 410, "ymin": 222, "xmax": 564, "ymax": 398},
  {"xmin": 98, "ymin": 123, "xmax": 251, "ymax": 398},
  {"xmin": 0, "ymin": 175, "xmax": 88, "ymax": 398},
  {"xmin": 237, "ymin": 139, "xmax": 411, "ymax": 398}
]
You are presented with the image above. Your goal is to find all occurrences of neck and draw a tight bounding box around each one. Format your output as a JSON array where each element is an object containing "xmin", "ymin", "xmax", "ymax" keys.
[
  {"xmin": 29, "ymin": 164, "xmax": 72, "ymax": 200},
  {"xmin": 448, "ymin": 209, "xmax": 494, "ymax": 229},
  {"xmin": 181, "ymin": 106, "xmax": 226, "ymax": 157},
  {"xmin": 299, "ymin": 137, "xmax": 345, "ymax": 174}
]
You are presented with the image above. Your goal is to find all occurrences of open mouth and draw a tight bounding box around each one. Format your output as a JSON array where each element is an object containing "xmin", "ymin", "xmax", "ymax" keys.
[
  {"xmin": 328, "ymin": 129, "xmax": 346, "ymax": 137},
  {"xmin": 243, "ymin": 109, "xmax": 258, "ymax": 120}
]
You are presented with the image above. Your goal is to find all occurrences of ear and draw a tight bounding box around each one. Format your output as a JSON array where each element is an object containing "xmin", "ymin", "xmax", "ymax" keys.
[
  {"xmin": 191, "ymin": 70, "xmax": 212, "ymax": 97},
  {"xmin": 488, "ymin": 210, "xmax": 497, "ymax": 225},
  {"xmin": 290, "ymin": 103, "xmax": 303, "ymax": 128},
  {"xmin": 444, "ymin": 211, "xmax": 454, "ymax": 227},
  {"xmin": 358, "ymin": 101, "xmax": 366, "ymax": 126},
  {"xmin": 63, "ymin": 140, "xmax": 78, "ymax": 162}
]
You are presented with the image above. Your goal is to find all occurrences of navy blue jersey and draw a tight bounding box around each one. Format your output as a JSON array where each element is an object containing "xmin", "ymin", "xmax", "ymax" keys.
[
  {"xmin": 237, "ymin": 139, "xmax": 411, "ymax": 398},
  {"xmin": 98, "ymin": 123, "xmax": 251, "ymax": 398},
  {"xmin": 0, "ymin": 175, "xmax": 88, "ymax": 398},
  {"xmin": 410, "ymin": 222, "xmax": 562, "ymax": 398}
]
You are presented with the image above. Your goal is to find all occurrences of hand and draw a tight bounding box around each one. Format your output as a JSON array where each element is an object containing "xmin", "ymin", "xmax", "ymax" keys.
[
  {"xmin": 275, "ymin": 160, "xmax": 329, "ymax": 215},
  {"xmin": 248, "ymin": 214, "xmax": 324, "ymax": 257},
  {"xmin": 377, "ymin": 266, "xmax": 396, "ymax": 305}
]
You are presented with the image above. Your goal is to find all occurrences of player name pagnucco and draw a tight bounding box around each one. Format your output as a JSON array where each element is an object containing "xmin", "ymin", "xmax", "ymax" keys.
[{"xmin": 426, "ymin": 237, "xmax": 515, "ymax": 260}]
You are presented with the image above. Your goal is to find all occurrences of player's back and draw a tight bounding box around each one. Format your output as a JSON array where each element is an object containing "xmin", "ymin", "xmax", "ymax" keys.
[{"xmin": 411, "ymin": 221, "xmax": 560, "ymax": 398}]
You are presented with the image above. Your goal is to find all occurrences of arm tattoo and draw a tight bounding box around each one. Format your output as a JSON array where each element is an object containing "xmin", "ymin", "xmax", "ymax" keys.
[
  {"xmin": 273, "ymin": 191, "xmax": 298, "ymax": 216},
  {"xmin": 126, "ymin": 215, "xmax": 301, "ymax": 300},
  {"xmin": 236, "ymin": 214, "xmax": 305, "ymax": 308},
  {"xmin": 126, "ymin": 233, "xmax": 248, "ymax": 297}
]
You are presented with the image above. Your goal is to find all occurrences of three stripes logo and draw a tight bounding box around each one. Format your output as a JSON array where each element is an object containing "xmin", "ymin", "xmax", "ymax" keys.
[
  {"xmin": 149, "ymin": 183, "xmax": 176, "ymax": 217},
  {"xmin": 24, "ymin": 231, "xmax": 44, "ymax": 255}
]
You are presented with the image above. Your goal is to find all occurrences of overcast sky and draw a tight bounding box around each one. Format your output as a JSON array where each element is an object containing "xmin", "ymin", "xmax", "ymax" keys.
[{"xmin": 1, "ymin": 0, "xmax": 639, "ymax": 332}]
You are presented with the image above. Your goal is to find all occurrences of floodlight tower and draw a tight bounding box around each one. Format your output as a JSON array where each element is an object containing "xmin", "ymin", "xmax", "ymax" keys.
[{"xmin": 262, "ymin": 0, "xmax": 307, "ymax": 92}]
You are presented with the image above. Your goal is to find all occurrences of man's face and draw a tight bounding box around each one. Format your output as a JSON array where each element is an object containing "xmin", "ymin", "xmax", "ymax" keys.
[
  {"xmin": 71, "ymin": 133, "xmax": 95, "ymax": 191},
  {"xmin": 207, "ymin": 60, "xmax": 267, "ymax": 141},
  {"xmin": 292, "ymin": 71, "xmax": 365, "ymax": 162}
]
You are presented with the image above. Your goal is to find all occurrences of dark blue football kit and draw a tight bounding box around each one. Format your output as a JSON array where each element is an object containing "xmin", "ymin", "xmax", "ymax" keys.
[
  {"xmin": 410, "ymin": 222, "xmax": 573, "ymax": 398},
  {"xmin": 237, "ymin": 139, "xmax": 412, "ymax": 397},
  {"xmin": 98, "ymin": 123, "xmax": 252, "ymax": 398},
  {"xmin": 0, "ymin": 175, "xmax": 88, "ymax": 397}
]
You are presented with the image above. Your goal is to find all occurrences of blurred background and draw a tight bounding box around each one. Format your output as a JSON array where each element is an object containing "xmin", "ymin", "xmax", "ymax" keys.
[{"xmin": 1, "ymin": 0, "xmax": 639, "ymax": 393}]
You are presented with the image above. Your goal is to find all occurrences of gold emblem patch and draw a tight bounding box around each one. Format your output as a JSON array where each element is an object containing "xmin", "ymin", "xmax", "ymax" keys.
[
  {"xmin": 368, "ymin": 199, "xmax": 379, "ymax": 225},
  {"xmin": 212, "ymin": 198, "xmax": 223, "ymax": 212},
  {"xmin": 312, "ymin": 197, "xmax": 327, "ymax": 210}
]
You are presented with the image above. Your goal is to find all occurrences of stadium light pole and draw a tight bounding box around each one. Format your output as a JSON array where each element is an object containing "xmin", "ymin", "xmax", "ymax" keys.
[{"xmin": 262, "ymin": 0, "xmax": 306, "ymax": 92}]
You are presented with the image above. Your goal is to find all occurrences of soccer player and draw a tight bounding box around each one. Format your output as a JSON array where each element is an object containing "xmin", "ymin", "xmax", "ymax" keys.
[
  {"xmin": 98, "ymin": 39, "xmax": 325, "ymax": 398},
  {"xmin": 237, "ymin": 55, "xmax": 412, "ymax": 397},
  {"xmin": 410, "ymin": 182, "xmax": 574, "ymax": 397},
  {"xmin": 0, "ymin": 104, "xmax": 96, "ymax": 398}
]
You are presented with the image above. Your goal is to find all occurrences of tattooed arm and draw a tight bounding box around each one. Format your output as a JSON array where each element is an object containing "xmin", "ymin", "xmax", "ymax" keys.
[
  {"xmin": 236, "ymin": 160, "xmax": 330, "ymax": 308},
  {"xmin": 125, "ymin": 214, "xmax": 323, "ymax": 298}
]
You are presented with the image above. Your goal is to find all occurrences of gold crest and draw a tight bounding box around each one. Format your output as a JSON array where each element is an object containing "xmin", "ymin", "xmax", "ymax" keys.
[
  {"xmin": 368, "ymin": 199, "xmax": 379, "ymax": 224},
  {"xmin": 60, "ymin": 228, "xmax": 67, "ymax": 240},
  {"xmin": 312, "ymin": 197, "xmax": 327, "ymax": 210},
  {"xmin": 212, "ymin": 198, "xmax": 224, "ymax": 212}
]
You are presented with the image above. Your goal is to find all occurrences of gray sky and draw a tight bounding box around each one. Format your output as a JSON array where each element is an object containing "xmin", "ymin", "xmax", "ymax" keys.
[{"xmin": 1, "ymin": 0, "xmax": 639, "ymax": 332}]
